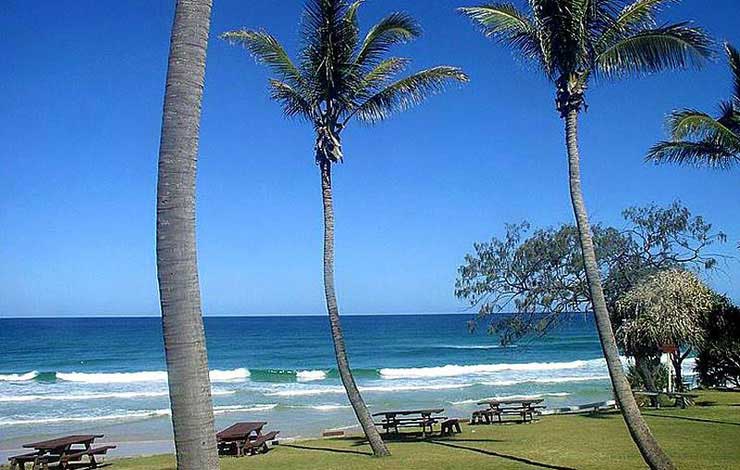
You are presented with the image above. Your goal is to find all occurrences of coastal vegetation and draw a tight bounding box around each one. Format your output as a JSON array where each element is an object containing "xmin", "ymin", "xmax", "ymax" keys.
[
  {"xmin": 220, "ymin": 0, "xmax": 467, "ymax": 457},
  {"xmin": 105, "ymin": 390, "xmax": 740, "ymax": 470},
  {"xmin": 154, "ymin": 0, "xmax": 219, "ymax": 468},
  {"xmin": 616, "ymin": 269, "xmax": 716, "ymax": 391},
  {"xmin": 458, "ymin": 1, "xmax": 713, "ymax": 465},
  {"xmin": 696, "ymin": 298, "xmax": 740, "ymax": 388}
]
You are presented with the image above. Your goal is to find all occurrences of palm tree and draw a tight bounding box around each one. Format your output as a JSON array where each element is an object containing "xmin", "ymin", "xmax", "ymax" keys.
[
  {"xmin": 647, "ymin": 43, "xmax": 740, "ymax": 168},
  {"xmin": 222, "ymin": 0, "xmax": 468, "ymax": 457},
  {"xmin": 460, "ymin": 1, "xmax": 712, "ymax": 468},
  {"xmin": 156, "ymin": 0, "xmax": 218, "ymax": 469}
]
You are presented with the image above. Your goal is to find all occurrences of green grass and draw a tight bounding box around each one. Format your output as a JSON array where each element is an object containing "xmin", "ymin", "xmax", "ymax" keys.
[{"xmin": 11, "ymin": 391, "xmax": 740, "ymax": 470}]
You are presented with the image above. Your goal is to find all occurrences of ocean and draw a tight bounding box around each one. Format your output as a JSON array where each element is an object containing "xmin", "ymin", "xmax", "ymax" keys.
[{"xmin": 0, "ymin": 314, "xmax": 685, "ymax": 458}]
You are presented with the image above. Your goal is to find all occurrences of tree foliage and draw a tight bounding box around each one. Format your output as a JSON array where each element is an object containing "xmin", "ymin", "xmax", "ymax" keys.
[
  {"xmin": 615, "ymin": 269, "xmax": 713, "ymax": 353},
  {"xmin": 696, "ymin": 298, "xmax": 740, "ymax": 388},
  {"xmin": 647, "ymin": 43, "xmax": 740, "ymax": 169},
  {"xmin": 459, "ymin": 0, "xmax": 713, "ymax": 116},
  {"xmin": 222, "ymin": 0, "xmax": 468, "ymax": 165},
  {"xmin": 455, "ymin": 202, "xmax": 725, "ymax": 344}
]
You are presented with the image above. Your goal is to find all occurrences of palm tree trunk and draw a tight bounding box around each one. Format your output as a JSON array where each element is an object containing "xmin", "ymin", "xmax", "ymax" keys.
[
  {"xmin": 155, "ymin": 1, "xmax": 218, "ymax": 469},
  {"xmin": 636, "ymin": 354, "xmax": 659, "ymax": 392},
  {"xmin": 671, "ymin": 350, "xmax": 686, "ymax": 392},
  {"xmin": 564, "ymin": 109, "xmax": 675, "ymax": 470},
  {"xmin": 319, "ymin": 160, "xmax": 391, "ymax": 457}
]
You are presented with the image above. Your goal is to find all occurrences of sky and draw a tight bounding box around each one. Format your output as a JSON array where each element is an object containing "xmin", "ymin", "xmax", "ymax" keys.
[{"xmin": 1, "ymin": 0, "xmax": 738, "ymax": 318}]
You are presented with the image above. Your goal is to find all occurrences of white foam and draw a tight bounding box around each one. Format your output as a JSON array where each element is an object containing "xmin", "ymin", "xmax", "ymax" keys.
[
  {"xmin": 0, "ymin": 402, "xmax": 275, "ymax": 426},
  {"xmin": 0, "ymin": 371, "xmax": 39, "ymax": 381},
  {"xmin": 450, "ymin": 392, "xmax": 571, "ymax": 405},
  {"xmin": 482, "ymin": 375, "xmax": 611, "ymax": 386},
  {"xmin": 213, "ymin": 404, "xmax": 277, "ymax": 414},
  {"xmin": 0, "ymin": 389, "xmax": 235, "ymax": 403},
  {"xmin": 296, "ymin": 370, "xmax": 327, "ymax": 382},
  {"xmin": 380, "ymin": 359, "xmax": 606, "ymax": 379},
  {"xmin": 57, "ymin": 371, "xmax": 168, "ymax": 383},
  {"xmin": 267, "ymin": 382, "xmax": 473, "ymax": 397},
  {"xmin": 0, "ymin": 409, "xmax": 171, "ymax": 426},
  {"xmin": 55, "ymin": 368, "xmax": 249, "ymax": 384},
  {"xmin": 209, "ymin": 368, "xmax": 250, "ymax": 382}
]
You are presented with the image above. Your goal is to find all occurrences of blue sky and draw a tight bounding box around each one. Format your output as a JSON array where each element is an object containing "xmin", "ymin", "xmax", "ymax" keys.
[{"xmin": 1, "ymin": 0, "xmax": 738, "ymax": 317}]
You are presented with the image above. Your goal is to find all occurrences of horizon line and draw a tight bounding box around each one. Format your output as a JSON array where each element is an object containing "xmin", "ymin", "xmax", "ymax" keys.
[
  {"xmin": 0, "ymin": 311, "xmax": 594, "ymax": 319},
  {"xmin": 0, "ymin": 311, "xmax": 474, "ymax": 319}
]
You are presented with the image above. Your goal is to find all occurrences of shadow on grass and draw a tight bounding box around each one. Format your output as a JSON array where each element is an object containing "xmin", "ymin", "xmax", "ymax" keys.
[
  {"xmin": 577, "ymin": 412, "xmax": 615, "ymax": 420},
  {"xmin": 427, "ymin": 440, "xmax": 576, "ymax": 470},
  {"xmin": 694, "ymin": 401, "xmax": 717, "ymax": 407},
  {"xmin": 642, "ymin": 413, "xmax": 740, "ymax": 426},
  {"xmin": 281, "ymin": 443, "xmax": 373, "ymax": 457}
]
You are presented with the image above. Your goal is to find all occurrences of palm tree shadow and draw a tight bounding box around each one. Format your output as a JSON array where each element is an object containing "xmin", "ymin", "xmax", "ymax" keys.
[
  {"xmin": 427, "ymin": 440, "xmax": 577, "ymax": 470},
  {"xmin": 577, "ymin": 412, "xmax": 614, "ymax": 420},
  {"xmin": 281, "ymin": 443, "xmax": 373, "ymax": 457},
  {"xmin": 642, "ymin": 413, "xmax": 740, "ymax": 426}
]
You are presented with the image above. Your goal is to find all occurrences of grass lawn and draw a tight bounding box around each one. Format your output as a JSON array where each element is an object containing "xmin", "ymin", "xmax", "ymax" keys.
[{"xmin": 13, "ymin": 391, "xmax": 740, "ymax": 470}]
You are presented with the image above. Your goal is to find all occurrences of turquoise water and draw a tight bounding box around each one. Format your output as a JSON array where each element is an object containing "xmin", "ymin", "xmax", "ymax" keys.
[{"xmin": 0, "ymin": 314, "xmax": 621, "ymax": 455}]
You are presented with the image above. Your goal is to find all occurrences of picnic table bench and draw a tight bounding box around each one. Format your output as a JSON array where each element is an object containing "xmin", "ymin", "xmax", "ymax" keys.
[
  {"xmin": 472, "ymin": 398, "xmax": 545, "ymax": 424},
  {"xmin": 217, "ymin": 422, "xmax": 279, "ymax": 457},
  {"xmin": 372, "ymin": 409, "xmax": 449, "ymax": 438},
  {"xmin": 633, "ymin": 390, "xmax": 699, "ymax": 409},
  {"xmin": 9, "ymin": 434, "xmax": 115, "ymax": 470}
]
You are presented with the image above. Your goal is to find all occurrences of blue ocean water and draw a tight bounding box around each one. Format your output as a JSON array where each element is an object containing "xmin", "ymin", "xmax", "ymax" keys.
[{"xmin": 0, "ymin": 314, "xmax": 620, "ymax": 454}]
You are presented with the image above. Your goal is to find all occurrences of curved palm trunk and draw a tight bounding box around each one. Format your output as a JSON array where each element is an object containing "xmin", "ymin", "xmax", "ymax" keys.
[
  {"xmin": 320, "ymin": 160, "xmax": 391, "ymax": 457},
  {"xmin": 155, "ymin": 1, "xmax": 218, "ymax": 469},
  {"xmin": 564, "ymin": 110, "xmax": 675, "ymax": 470}
]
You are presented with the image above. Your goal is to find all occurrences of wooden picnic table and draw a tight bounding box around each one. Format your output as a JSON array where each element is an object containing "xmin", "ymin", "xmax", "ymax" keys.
[
  {"xmin": 633, "ymin": 390, "xmax": 699, "ymax": 409},
  {"xmin": 474, "ymin": 398, "xmax": 545, "ymax": 424},
  {"xmin": 372, "ymin": 409, "xmax": 445, "ymax": 438},
  {"xmin": 13, "ymin": 434, "xmax": 115, "ymax": 469},
  {"xmin": 217, "ymin": 422, "xmax": 269, "ymax": 457}
]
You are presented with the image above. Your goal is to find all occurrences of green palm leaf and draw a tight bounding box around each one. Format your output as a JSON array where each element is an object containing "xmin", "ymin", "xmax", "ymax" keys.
[
  {"xmin": 351, "ymin": 57, "xmax": 411, "ymax": 102},
  {"xmin": 646, "ymin": 141, "xmax": 738, "ymax": 169},
  {"xmin": 667, "ymin": 109, "xmax": 740, "ymax": 150},
  {"xmin": 269, "ymin": 79, "xmax": 314, "ymax": 119},
  {"xmin": 220, "ymin": 30, "xmax": 304, "ymax": 87},
  {"xmin": 597, "ymin": 0, "xmax": 674, "ymax": 50},
  {"xmin": 355, "ymin": 13, "xmax": 421, "ymax": 68},
  {"xmin": 458, "ymin": 4, "xmax": 544, "ymax": 66},
  {"xmin": 727, "ymin": 43, "xmax": 740, "ymax": 104},
  {"xmin": 596, "ymin": 23, "xmax": 713, "ymax": 78},
  {"xmin": 348, "ymin": 66, "xmax": 469, "ymax": 124}
]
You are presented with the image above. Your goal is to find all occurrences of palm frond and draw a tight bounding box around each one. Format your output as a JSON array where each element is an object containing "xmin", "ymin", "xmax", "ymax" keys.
[
  {"xmin": 348, "ymin": 66, "xmax": 469, "ymax": 124},
  {"xmin": 269, "ymin": 79, "xmax": 315, "ymax": 120},
  {"xmin": 596, "ymin": 23, "xmax": 713, "ymax": 78},
  {"xmin": 597, "ymin": 0, "xmax": 674, "ymax": 51},
  {"xmin": 355, "ymin": 13, "xmax": 421, "ymax": 68},
  {"xmin": 351, "ymin": 57, "xmax": 411, "ymax": 102},
  {"xmin": 667, "ymin": 109, "xmax": 740, "ymax": 151},
  {"xmin": 221, "ymin": 30, "xmax": 304, "ymax": 87},
  {"xmin": 646, "ymin": 141, "xmax": 738, "ymax": 169},
  {"xmin": 726, "ymin": 43, "xmax": 740, "ymax": 104},
  {"xmin": 300, "ymin": 0, "xmax": 357, "ymax": 101},
  {"xmin": 459, "ymin": 4, "xmax": 544, "ymax": 67},
  {"xmin": 343, "ymin": 1, "xmax": 363, "ymax": 55}
]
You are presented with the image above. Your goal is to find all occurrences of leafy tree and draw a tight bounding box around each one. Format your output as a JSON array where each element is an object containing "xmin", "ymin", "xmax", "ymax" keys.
[
  {"xmin": 459, "ymin": 1, "xmax": 712, "ymax": 462},
  {"xmin": 615, "ymin": 269, "xmax": 716, "ymax": 391},
  {"xmin": 696, "ymin": 298, "xmax": 740, "ymax": 388},
  {"xmin": 155, "ymin": 0, "xmax": 218, "ymax": 468},
  {"xmin": 222, "ymin": 0, "xmax": 467, "ymax": 456},
  {"xmin": 456, "ymin": 202, "xmax": 724, "ymax": 344},
  {"xmin": 647, "ymin": 43, "xmax": 740, "ymax": 169},
  {"xmin": 627, "ymin": 362, "xmax": 668, "ymax": 395}
]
